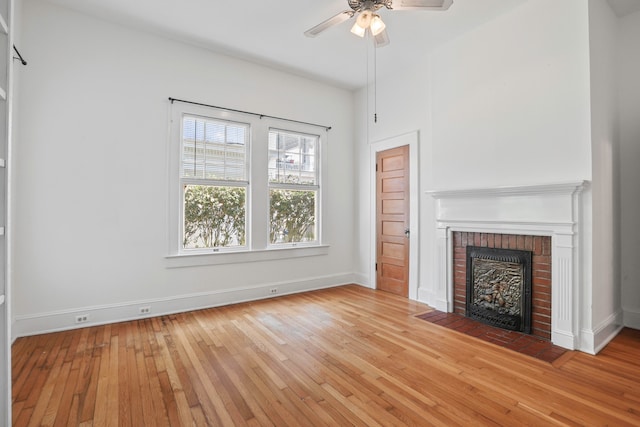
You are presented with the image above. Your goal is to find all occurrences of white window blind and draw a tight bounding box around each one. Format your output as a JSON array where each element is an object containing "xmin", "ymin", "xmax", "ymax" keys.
[{"xmin": 182, "ymin": 116, "xmax": 248, "ymax": 182}]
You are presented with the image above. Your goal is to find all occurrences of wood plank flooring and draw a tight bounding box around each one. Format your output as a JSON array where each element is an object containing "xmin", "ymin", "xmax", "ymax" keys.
[{"xmin": 11, "ymin": 285, "xmax": 640, "ymax": 426}]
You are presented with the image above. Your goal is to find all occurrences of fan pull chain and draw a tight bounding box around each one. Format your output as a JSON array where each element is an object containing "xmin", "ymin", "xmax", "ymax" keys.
[{"xmin": 374, "ymin": 36, "xmax": 378, "ymax": 124}]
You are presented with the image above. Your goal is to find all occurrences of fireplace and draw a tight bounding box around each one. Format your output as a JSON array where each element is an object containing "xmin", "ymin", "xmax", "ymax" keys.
[
  {"xmin": 466, "ymin": 246, "xmax": 532, "ymax": 333},
  {"xmin": 426, "ymin": 181, "xmax": 587, "ymax": 351}
]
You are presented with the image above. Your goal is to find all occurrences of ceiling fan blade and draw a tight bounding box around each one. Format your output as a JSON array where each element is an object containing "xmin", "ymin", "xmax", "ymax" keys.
[
  {"xmin": 388, "ymin": 0, "xmax": 453, "ymax": 11},
  {"xmin": 374, "ymin": 29, "xmax": 390, "ymax": 48},
  {"xmin": 304, "ymin": 10, "xmax": 355, "ymax": 37}
]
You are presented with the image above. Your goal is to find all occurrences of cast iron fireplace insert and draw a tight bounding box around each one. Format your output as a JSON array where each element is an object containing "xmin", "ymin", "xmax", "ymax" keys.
[{"xmin": 466, "ymin": 246, "xmax": 532, "ymax": 334}]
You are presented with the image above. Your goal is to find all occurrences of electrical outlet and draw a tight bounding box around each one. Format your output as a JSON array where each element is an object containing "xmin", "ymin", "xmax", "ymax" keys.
[
  {"xmin": 139, "ymin": 306, "xmax": 151, "ymax": 315},
  {"xmin": 269, "ymin": 288, "xmax": 278, "ymax": 294},
  {"xmin": 75, "ymin": 314, "xmax": 89, "ymax": 324}
]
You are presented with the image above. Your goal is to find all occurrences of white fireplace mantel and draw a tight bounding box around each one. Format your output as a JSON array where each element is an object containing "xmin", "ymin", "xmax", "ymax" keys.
[{"xmin": 426, "ymin": 181, "xmax": 588, "ymax": 350}]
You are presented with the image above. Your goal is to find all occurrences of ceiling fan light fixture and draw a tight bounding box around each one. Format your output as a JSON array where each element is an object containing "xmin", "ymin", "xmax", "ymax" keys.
[
  {"xmin": 370, "ymin": 14, "xmax": 386, "ymax": 36},
  {"xmin": 350, "ymin": 21, "xmax": 366, "ymax": 37},
  {"xmin": 356, "ymin": 10, "xmax": 373, "ymax": 28}
]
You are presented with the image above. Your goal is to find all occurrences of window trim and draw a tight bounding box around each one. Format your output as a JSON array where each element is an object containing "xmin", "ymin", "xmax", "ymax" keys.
[
  {"xmin": 168, "ymin": 102, "xmax": 328, "ymax": 266},
  {"xmin": 165, "ymin": 245, "xmax": 330, "ymax": 268}
]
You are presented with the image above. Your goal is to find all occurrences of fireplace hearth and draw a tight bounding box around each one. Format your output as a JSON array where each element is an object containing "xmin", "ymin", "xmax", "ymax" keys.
[{"xmin": 466, "ymin": 246, "xmax": 532, "ymax": 334}]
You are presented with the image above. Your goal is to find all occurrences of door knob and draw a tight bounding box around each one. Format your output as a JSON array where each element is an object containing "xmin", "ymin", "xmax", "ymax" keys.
[{"xmin": 404, "ymin": 228, "xmax": 410, "ymax": 237}]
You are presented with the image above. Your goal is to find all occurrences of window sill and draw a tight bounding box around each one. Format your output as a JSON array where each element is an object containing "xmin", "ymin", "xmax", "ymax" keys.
[{"xmin": 165, "ymin": 245, "xmax": 329, "ymax": 268}]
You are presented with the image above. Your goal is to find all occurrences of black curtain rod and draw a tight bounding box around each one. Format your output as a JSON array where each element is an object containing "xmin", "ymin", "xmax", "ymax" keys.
[{"xmin": 168, "ymin": 97, "xmax": 331, "ymax": 131}]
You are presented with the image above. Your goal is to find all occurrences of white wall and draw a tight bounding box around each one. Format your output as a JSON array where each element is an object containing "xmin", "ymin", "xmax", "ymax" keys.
[
  {"xmin": 355, "ymin": 0, "xmax": 612, "ymax": 350},
  {"xmin": 12, "ymin": 0, "xmax": 356, "ymax": 335},
  {"xmin": 619, "ymin": 9, "xmax": 640, "ymax": 329},
  {"xmin": 587, "ymin": 0, "xmax": 622, "ymax": 351},
  {"xmin": 430, "ymin": 0, "xmax": 592, "ymax": 189},
  {"xmin": 353, "ymin": 50, "xmax": 435, "ymax": 291}
]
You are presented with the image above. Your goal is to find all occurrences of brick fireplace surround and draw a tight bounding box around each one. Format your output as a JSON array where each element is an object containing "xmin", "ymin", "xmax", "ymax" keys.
[{"xmin": 453, "ymin": 232, "xmax": 552, "ymax": 340}]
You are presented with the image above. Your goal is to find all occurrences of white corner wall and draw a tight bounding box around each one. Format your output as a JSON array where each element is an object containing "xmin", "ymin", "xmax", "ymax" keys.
[
  {"xmin": 12, "ymin": 0, "xmax": 356, "ymax": 336},
  {"xmin": 587, "ymin": 0, "xmax": 623, "ymax": 353},
  {"xmin": 619, "ymin": 9, "xmax": 640, "ymax": 329}
]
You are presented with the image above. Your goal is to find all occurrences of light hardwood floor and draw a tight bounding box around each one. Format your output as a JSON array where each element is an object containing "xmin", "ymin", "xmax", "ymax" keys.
[{"xmin": 11, "ymin": 285, "xmax": 640, "ymax": 426}]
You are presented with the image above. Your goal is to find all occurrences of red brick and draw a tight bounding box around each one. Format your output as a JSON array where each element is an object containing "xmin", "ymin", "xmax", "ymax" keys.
[
  {"xmin": 533, "ymin": 286, "xmax": 551, "ymax": 294},
  {"xmin": 536, "ymin": 269, "xmax": 551, "ymax": 280},
  {"xmin": 474, "ymin": 234, "xmax": 481, "ymax": 246},
  {"xmin": 533, "ymin": 312, "xmax": 551, "ymax": 322},
  {"xmin": 533, "ymin": 322, "xmax": 551, "ymax": 331},
  {"xmin": 534, "ymin": 306, "xmax": 551, "ymax": 317},
  {"xmin": 533, "ymin": 294, "xmax": 551, "ymax": 304},
  {"xmin": 494, "ymin": 234, "xmax": 502, "ymax": 248},
  {"xmin": 532, "ymin": 320, "xmax": 551, "ymax": 328},
  {"xmin": 524, "ymin": 235, "xmax": 533, "ymax": 251},
  {"xmin": 542, "ymin": 237, "xmax": 551, "ymax": 255},
  {"xmin": 533, "ymin": 276, "xmax": 551, "ymax": 286},
  {"xmin": 533, "ymin": 300, "xmax": 551, "ymax": 310},
  {"xmin": 533, "ymin": 284, "xmax": 551, "ymax": 295},
  {"xmin": 507, "ymin": 235, "xmax": 515, "ymax": 249},
  {"xmin": 533, "ymin": 297, "xmax": 551, "ymax": 306},
  {"xmin": 533, "ymin": 236, "xmax": 543, "ymax": 255},
  {"xmin": 533, "ymin": 325, "xmax": 551, "ymax": 335},
  {"xmin": 533, "ymin": 254, "xmax": 551, "ymax": 264},
  {"xmin": 517, "ymin": 235, "xmax": 525, "ymax": 249},
  {"xmin": 533, "ymin": 261, "xmax": 551, "ymax": 272},
  {"xmin": 532, "ymin": 330, "xmax": 551, "ymax": 340},
  {"xmin": 487, "ymin": 234, "xmax": 495, "ymax": 248}
]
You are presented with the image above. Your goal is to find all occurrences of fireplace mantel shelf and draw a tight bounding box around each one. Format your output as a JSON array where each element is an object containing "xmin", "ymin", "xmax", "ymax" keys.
[{"xmin": 426, "ymin": 181, "xmax": 588, "ymax": 199}]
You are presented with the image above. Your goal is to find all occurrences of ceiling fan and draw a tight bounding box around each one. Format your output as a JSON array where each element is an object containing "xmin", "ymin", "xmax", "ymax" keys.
[{"xmin": 304, "ymin": 0, "xmax": 454, "ymax": 47}]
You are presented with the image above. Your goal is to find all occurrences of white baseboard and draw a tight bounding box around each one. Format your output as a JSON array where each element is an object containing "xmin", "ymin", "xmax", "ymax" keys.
[
  {"xmin": 623, "ymin": 308, "xmax": 640, "ymax": 329},
  {"xmin": 579, "ymin": 310, "xmax": 624, "ymax": 355},
  {"xmin": 552, "ymin": 330, "xmax": 577, "ymax": 351},
  {"xmin": 417, "ymin": 287, "xmax": 445, "ymax": 311},
  {"xmin": 12, "ymin": 273, "xmax": 356, "ymax": 339},
  {"xmin": 352, "ymin": 273, "xmax": 371, "ymax": 288},
  {"xmin": 417, "ymin": 287, "xmax": 431, "ymax": 305}
]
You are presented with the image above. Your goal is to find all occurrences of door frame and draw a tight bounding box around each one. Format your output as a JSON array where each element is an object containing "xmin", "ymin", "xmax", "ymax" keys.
[{"xmin": 370, "ymin": 131, "xmax": 419, "ymax": 300}]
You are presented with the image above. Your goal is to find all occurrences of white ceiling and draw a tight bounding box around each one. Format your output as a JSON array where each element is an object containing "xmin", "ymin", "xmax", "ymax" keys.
[{"xmin": 44, "ymin": 0, "xmax": 635, "ymax": 90}]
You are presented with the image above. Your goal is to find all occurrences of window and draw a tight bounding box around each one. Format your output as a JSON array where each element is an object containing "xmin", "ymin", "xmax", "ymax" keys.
[
  {"xmin": 268, "ymin": 130, "xmax": 319, "ymax": 245},
  {"xmin": 180, "ymin": 115, "xmax": 249, "ymax": 251},
  {"xmin": 169, "ymin": 102, "xmax": 327, "ymax": 262}
]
